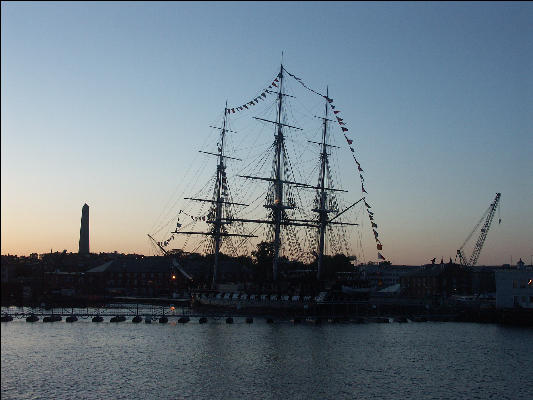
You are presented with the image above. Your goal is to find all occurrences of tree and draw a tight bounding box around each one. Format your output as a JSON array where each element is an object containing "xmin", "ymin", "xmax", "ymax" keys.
[{"xmin": 251, "ymin": 241, "xmax": 275, "ymax": 281}]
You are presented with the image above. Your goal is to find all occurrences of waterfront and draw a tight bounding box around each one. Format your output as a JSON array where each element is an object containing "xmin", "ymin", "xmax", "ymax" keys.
[{"xmin": 2, "ymin": 319, "xmax": 532, "ymax": 400}]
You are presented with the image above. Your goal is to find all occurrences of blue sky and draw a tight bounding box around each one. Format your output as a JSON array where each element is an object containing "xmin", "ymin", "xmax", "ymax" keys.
[{"xmin": 2, "ymin": 2, "xmax": 532, "ymax": 265}]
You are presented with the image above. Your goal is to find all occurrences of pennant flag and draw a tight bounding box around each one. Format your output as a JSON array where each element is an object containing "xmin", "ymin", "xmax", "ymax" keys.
[
  {"xmin": 339, "ymin": 121, "xmax": 346, "ymax": 126},
  {"xmin": 346, "ymin": 138, "xmax": 353, "ymax": 145},
  {"xmin": 371, "ymin": 222, "xmax": 377, "ymax": 228},
  {"xmin": 368, "ymin": 210, "xmax": 374, "ymax": 215},
  {"xmin": 337, "ymin": 117, "xmax": 343, "ymax": 121},
  {"xmin": 365, "ymin": 201, "xmax": 371, "ymax": 208},
  {"xmin": 350, "ymin": 147, "xmax": 355, "ymax": 153},
  {"xmin": 326, "ymin": 97, "xmax": 333, "ymax": 103},
  {"xmin": 362, "ymin": 185, "xmax": 367, "ymax": 194},
  {"xmin": 359, "ymin": 174, "xmax": 364, "ymax": 181},
  {"xmin": 274, "ymin": 78, "xmax": 279, "ymax": 83},
  {"xmin": 272, "ymin": 82, "xmax": 278, "ymax": 87},
  {"xmin": 377, "ymin": 243, "xmax": 383, "ymax": 250},
  {"xmin": 244, "ymin": 105, "xmax": 248, "ymax": 109},
  {"xmin": 373, "ymin": 229, "xmax": 379, "ymax": 237},
  {"xmin": 369, "ymin": 215, "xmax": 374, "ymax": 220},
  {"xmin": 334, "ymin": 110, "xmax": 340, "ymax": 114},
  {"xmin": 358, "ymin": 165, "xmax": 364, "ymax": 172},
  {"xmin": 341, "ymin": 127, "xmax": 348, "ymax": 132},
  {"xmin": 331, "ymin": 105, "xmax": 335, "ymax": 109},
  {"xmin": 261, "ymin": 93, "xmax": 266, "ymax": 98},
  {"xmin": 268, "ymin": 85, "xmax": 272, "ymax": 89},
  {"xmin": 231, "ymin": 108, "xmax": 235, "ymax": 113},
  {"xmin": 378, "ymin": 252, "xmax": 385, "ymax": 260}
]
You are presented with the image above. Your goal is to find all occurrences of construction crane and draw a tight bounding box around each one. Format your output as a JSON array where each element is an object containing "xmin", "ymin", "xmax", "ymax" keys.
[{"xmin": 456, "ymin": 193, "xmax": 501, "ymax": 267}]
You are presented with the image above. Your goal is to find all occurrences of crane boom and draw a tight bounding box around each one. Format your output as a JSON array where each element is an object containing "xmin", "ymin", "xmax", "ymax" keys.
[
  {"xmin": 469, "ymin": 193, "xmax": 501, "ymax": 266},
  {"xmin": 457, "ymin": 193, "xmax": 501, "ymax": 267}
]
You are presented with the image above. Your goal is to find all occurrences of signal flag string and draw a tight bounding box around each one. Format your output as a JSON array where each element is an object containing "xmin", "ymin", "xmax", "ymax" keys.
[
  {"xmin": 282, "ymin": 66, "xmax": 387, "ymax": 261},
  {"xmin": 214, "ymin": 66, "xmax": 387, "ymax": 262}
]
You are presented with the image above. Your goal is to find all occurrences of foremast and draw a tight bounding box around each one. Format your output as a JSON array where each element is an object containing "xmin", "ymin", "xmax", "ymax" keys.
[
  {"xmin": 173, "ymin": 103, "xmax": 255, "ymax": 289},
  {"xmin": 212, "ymin": 105, "xmax": 229, "ymax": 287}
]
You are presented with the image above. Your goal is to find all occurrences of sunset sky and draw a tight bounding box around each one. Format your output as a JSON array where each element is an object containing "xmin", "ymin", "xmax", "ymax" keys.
[{"xmin": 2, "ymin": 2, "xmax": 532, "ymax": 265}]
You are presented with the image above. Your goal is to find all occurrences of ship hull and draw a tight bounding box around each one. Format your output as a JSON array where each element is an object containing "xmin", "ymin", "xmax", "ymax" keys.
[{"xmin": 192, "ymin": 293, "xmax": 314, "ymax": 314}]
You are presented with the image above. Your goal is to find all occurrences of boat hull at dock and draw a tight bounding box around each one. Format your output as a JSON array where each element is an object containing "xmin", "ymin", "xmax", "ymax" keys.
[{"xmin": 192, "ymin": 292, "xmax": 316, "ymax": 313}]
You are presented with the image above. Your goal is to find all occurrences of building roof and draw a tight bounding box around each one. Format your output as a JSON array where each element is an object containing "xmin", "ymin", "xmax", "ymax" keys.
[
  {"xmin": 85, "ymin": 256, "xmax": 219, "ymax": 279},
  {"xmin": 377, "ymin": 283, "xmax": 401, "ymax": 293},
  {"xmin": 87, "ymin": 257, "xmax": 186, "ymax": 274},
  {"xmin": 86, "ymin": 261, "xmax": 113, "ymax": 273}
]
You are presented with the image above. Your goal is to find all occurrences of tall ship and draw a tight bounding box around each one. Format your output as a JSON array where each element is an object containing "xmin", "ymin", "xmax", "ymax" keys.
[{"xmin": 149, "ymin": 60, "xmax": 386, "ymax": 313}]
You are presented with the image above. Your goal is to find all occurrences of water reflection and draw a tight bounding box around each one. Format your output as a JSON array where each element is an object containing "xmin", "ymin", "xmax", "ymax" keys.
[{"xmin": 1, "ymin": 321, "xmax": 532, "ymax": 400}]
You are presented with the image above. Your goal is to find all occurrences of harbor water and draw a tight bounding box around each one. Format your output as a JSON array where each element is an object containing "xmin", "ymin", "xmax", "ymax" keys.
[{"xmin": 2, "ymin": 318, "xmax": 532, "ymax": 400}]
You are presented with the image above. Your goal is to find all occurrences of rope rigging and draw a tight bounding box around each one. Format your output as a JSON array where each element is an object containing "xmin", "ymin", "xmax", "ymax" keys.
[{"xmin": 148, "ymin": 63, "xmax": 384, "ymax": 267}]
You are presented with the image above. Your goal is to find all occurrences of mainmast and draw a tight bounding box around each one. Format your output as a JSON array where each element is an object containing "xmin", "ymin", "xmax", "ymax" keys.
[
  {"xmin": 220, "ymin": 65, "xmax": 357, "ymax": 283},
  {"xmin": 271, "ymin": 63, "xmax": 286, "ymax": 281},
  {"xmin": 235, "ymin": 63, "xmax": 303, "ymax": 281}
]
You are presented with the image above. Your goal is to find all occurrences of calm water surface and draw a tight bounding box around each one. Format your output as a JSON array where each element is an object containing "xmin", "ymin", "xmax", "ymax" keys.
[{"xmin": 2, "ymin": 319, "xmax": 532, "ymax": 399}]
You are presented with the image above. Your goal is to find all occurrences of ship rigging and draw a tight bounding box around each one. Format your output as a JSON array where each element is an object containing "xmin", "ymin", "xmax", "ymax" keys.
[{"xmin": 149, "ymin": 61, "xmax": 386, "ymax": 288}]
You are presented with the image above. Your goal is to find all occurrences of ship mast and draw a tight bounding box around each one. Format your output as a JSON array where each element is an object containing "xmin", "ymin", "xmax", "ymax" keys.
[
  {"xmin": 219, "ymin": 65, "xmax": 357, "ymax": 283},
  {"xmin": 311, "ymin": 88, "xmax": 362, "ymax": 280},
  {"xmin": 173, "ymin": 103, "xmax": 255, "ymax": 289},
  {"xmin": 316, "ymin": 88, "xmax": 330, "ymax": 280},
  {"xmin": 271, "ymin": 63, "xmax": 285, "ymax": 281},
  {"xmin": 234, "ymin": 63, "xmax": 303, "ymax": 281},
  {"xmin": 212, "ymin": 104, "xmax": 229, "ymax": 287}
]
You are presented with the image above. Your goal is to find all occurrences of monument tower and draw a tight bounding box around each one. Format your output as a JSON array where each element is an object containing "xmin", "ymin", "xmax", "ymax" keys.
[{"xmin": 78, "ymin": 203, "xmax": 89, "ymax": 254}]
